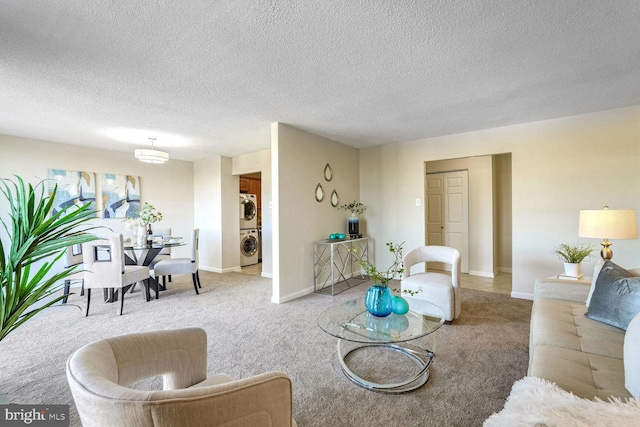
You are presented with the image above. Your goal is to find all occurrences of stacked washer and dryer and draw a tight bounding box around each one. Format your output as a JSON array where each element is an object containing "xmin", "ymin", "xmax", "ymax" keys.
[{"xmin": 239, "ymin": 194, "xmax": 259, "ymax": 266}]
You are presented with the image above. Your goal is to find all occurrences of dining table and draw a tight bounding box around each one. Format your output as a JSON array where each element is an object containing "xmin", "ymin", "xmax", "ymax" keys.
[
  {"xmin": 101, "ymin": 239, "xmax": 187, "ymax": 302},
  {"xmin": 123, "ymin": 239, "xmax": 186, "ymax": 266}
]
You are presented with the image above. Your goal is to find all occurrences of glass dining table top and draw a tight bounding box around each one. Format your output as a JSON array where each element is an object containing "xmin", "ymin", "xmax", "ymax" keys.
[
  {"xmin": 123, "ymin": 241, "xmax": 186, "ymax": 250},
  {"xmin": 318, "ymin": 297, "xmax": 445, "ymax": 344}
]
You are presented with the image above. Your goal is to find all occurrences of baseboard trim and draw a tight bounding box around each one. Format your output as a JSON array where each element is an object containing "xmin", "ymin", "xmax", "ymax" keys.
[
  {"xmin": 511, "ymin": 291, "xmax": 533, "ymax": 301},
  {"xmin": 261, "ymin": 272, "xmax": 273, "ymax": 279},
  {"xmin": 272, "ymin": 286, "xmax": 314, "ymax": 304},
  {"xmin": 200, "ymin": 265, "xmax": 241, "ymax": 274},
  {"xmin": 469, "ymin": 270, "xmax": 495, "ymax": 278},
  {"xmin": 498, "ymin": 267, "xmax": 513, "ymax": 273}
]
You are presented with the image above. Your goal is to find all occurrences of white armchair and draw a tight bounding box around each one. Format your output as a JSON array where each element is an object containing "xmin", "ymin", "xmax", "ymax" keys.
[
  {"xmin": 66, "ymin": 328, "xmax": 296, "ymax": 427},
  {"xmin": 402, "ymin": 245, "xmax": 462, "ymax": 322}
]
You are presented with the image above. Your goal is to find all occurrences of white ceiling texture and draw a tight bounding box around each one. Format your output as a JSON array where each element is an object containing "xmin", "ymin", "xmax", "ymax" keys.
[{"xmin": 1, "ymin": 1, "xmax": 639, "ymax": 162}]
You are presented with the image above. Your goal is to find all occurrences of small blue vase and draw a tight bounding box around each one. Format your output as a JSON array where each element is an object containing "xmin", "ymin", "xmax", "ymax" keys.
[{"xmin": 364, "ymin": 285, "xmax": 393, "ymax": 317}]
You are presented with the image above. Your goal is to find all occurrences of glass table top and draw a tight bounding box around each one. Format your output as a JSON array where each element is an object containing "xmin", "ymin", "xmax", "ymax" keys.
[{"xmin": 318, "ymin": 297, "xmax": 445, "ymax": 344}]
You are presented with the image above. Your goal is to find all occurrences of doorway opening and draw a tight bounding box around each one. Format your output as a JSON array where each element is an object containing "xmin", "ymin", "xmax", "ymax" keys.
[
  {"xmin": 240, "ymin": 173, "xmax": 262, "ymax": 275},
  {"xmin": 424, "ymin": 154, "xmax": 512, "ymax": 294}
]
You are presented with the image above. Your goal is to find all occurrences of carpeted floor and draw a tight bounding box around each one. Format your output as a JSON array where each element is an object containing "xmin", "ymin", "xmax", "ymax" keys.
[{"xmin": 0, "ymin": 271, "xmax": 532, "ymax": 426}]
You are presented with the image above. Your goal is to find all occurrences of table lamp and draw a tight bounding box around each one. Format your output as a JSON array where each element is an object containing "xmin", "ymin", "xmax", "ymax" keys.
[{"xmin": 578, "ymin": 206, "xmax": 638, "ymax": 260}]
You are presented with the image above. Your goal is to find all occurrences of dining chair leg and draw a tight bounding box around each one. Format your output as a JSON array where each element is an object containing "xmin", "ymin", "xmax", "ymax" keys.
[
  {"xmin": 85, "ymin": 289, "xmax": 91, "ymax": 316},
  {"xmin": 191, "ymin": 273, "xmax": 200, "ymax": 295},
  {"xmin": 80, "ymin": 282, "xmax": 84, "ymax": 296},
  {"xmin": 196, "ymin": 270, "xmax": 202, "ymax": 288},
  {"xmin": 144, "ymin": 279, "xmax": 151, "ymax": 302},
  {"xmin": 168, "ymin": 275, "xmax": 172, "ymax": 282},
  {"xmin": 162, "ymin": 276, "xmax": 167, "ymax": 289},
  {"xmin": 63, "ymin": 280, "xmax": 71, "ymax": 303},
  {"xmin": 154, "ymin": 277, "xmax": 161, "ymax": 299}
]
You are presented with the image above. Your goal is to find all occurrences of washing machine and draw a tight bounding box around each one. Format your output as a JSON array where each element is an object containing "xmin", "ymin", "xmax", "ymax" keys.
[
  {"xmin": 239, "ymin": 194, "xmax": 257, "ymax": 229},
  {"xmin": 240, "ymin": 228, "xmax": 259, "ymax": 266}
]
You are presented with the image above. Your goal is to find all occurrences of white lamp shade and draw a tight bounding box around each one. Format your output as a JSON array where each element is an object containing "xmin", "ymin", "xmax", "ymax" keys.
[
  {"xmin": 578, "ymin": 209, "xmax": 638, "ymax": 239},
  {"xmin": 134, "ymin": 148, "xmax": 169, "ymax": 164}
]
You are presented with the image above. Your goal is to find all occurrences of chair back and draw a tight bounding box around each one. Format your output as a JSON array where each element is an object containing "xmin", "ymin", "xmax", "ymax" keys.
[
  {"xmin": 64, "ymin": 244, "xmax": 83, "ymax": 268},
  {"xmin": 403, "ymin": 246, "xmax": 461, "ymax": 281},
  {"xmin": 152, "ymin": 226, "xmax": 172, "ymax": 255},
  {"xmin": 191, "ymin": 229, "xmax": 199, "ymax": 267},
  {"xmin": 82, "ymin": 234, "xmax": 125, "ymax": 289}
]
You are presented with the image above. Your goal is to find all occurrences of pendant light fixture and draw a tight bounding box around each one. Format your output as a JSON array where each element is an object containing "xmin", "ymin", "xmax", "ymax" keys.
[{"xmin": 135, "ymin": 137, "xmax": 169, "ymax": 164}]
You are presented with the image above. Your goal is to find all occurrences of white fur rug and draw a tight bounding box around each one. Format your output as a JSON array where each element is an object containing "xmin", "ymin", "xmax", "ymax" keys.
[{"xmin": 484, "ymin": 376, "xmax": 640, "ymax": 427}]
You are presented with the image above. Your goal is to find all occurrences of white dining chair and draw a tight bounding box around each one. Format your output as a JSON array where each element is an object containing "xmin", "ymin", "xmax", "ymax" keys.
[
  {"xmin": 153, "ymin": 229, "xmax": 201, "ymax": 296},
  {"xmin": 62, "ymin": 244, "xmax": 85, "ymax": 304},
  {"xmin": 82, "ymin": 234, "xmax": 152, "ymax": 316}
]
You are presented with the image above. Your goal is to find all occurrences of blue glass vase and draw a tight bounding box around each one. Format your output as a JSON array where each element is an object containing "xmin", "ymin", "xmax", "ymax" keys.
[{"xmin": 365, "ymin": 285, "xmax": 393, "ymax": 317}]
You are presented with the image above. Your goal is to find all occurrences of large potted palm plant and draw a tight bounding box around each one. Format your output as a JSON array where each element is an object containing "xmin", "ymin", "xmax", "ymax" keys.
[{"xmin": 1, "ymin": 176, "xmax": 98, "ymax": 341}]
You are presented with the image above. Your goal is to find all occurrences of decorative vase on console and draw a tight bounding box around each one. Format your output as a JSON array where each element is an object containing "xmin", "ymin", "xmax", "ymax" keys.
[
  {"xmin": 348, "ymin": 212, "xmax": 360, "ymax": 237},
  {"xmin": 337, "ymin": 200, "xmax": 367, "ymax": 239}
]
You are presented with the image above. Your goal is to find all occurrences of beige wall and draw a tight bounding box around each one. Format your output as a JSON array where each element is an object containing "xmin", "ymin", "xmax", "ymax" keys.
[
  {"xmin": 194, "ymin": 156, "xmax": 240, "ymax": 273},
  {"xmin": 494, "ymin": 153, "xmax": 513, "ymax": 272},
  {"xmin": 361, "ymin": 106, "xmax": 640, "ymax": 299},
  {"xmin": 272, "ymin": 123, "xmax": 360, "ymax": 302},
  {"xmin": 0, "ymin": 134, "xmax": 195, "ymax": 268}
]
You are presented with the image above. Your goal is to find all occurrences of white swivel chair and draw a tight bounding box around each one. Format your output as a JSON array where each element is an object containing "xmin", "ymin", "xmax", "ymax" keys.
[
  {"xmin": 62, "ymin": 244, "xmax": 85, "ymax": 304},
  {"xmin": 82, "ymin": 234, "xmax": 152, "ymax": 316},
  {"xmin": 154, "ymin": 229, "xmax": 201, "ymax": 296},
  {"xmin": 402, "ymin": 245, "xmax": 462, "ymax": 322},
  {"xmin": 66, "ymin": 328, "xmax": 296, "ymax": 427}
]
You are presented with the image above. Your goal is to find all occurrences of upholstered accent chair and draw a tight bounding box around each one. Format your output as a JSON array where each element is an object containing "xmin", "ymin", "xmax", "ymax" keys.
[
  {"xmin": 401, "ymin": 245, "xmax": 462, "ymax": 322},
  {"xmin": 81, "ymin": 234, "xmax": 152, "ymax": 315},
  {"xmin": 66, "ymin": 328, "xmax": 296, "ymax": 427},
  {"xmin": 153, "ymin": 229, "xmax": 201, "ymax": 295}
]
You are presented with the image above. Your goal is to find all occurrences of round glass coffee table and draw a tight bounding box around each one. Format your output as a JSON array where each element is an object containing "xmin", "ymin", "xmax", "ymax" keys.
[{"xmin": 318, "ymin": 297, "xmax": 445, "ymax": 393}]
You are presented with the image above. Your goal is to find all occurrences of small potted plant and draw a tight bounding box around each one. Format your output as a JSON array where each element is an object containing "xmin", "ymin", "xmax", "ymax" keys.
[
  {"xmin": 554, "ymin": 242, "xmax": 594, "ymax": 277},
  {"xmin": 337, "ymin": 200, "xmax": 367, "ymax": 237}
]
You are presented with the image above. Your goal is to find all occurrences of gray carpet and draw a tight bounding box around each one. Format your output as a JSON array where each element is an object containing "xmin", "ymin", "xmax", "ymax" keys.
[{"xmin": 0, "ymin": 271, "xmax": 532, "ymax": 426}]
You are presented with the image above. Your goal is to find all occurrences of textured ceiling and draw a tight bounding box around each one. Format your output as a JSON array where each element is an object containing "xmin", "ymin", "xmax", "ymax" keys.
[{"xmin": 1, "ymin": 0, "xmax": 639, "ymax": 162}]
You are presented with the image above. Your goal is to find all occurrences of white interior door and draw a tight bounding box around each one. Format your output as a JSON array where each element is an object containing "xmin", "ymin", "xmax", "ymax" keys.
[{"xmin": 426, "ymin": 170, "xmax": 469, "ymax": 273}]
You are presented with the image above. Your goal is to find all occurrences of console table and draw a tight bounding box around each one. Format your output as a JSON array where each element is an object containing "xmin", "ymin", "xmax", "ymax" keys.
[{"xmin": 313, "ymin": 237, "xmax": 369, "ymax": 295}]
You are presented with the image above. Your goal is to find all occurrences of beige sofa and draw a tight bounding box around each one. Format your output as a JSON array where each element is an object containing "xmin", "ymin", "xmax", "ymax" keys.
[{"xmin": 528, "ymin": 263, "xmax": 640, "ymax": 400}]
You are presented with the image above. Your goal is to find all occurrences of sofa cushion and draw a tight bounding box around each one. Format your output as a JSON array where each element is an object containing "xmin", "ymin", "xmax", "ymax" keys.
[
  {"xmin": 530, "ymin": 298, "xmax": 625, "ymax": 359},
  {"xmin": 528, "ymin": 345, "xmax": 630, "ymax": 400},
  {"xmin": 586, "ymin": 261, "xmax": 640, "ymax": 330}
]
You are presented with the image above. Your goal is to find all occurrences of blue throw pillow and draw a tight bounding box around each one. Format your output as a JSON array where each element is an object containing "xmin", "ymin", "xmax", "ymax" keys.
[{"xmin": 585, "ymin": 260, "xmax": 640, "ymax": 330}]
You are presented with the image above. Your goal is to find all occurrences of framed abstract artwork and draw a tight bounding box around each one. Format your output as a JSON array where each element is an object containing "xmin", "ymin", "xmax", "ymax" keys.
[
  {"xmin": 101, "ymin": 174, "xmax": 141, "ymax": 218},
  {"xmin": 47, "ymin": 169, "xmax": 97, "ymax": 217}
]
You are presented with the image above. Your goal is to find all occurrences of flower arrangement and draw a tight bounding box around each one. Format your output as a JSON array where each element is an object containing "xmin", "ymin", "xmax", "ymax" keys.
[
  {"xmin": 123, "ymin": 203, "xmax": 163, "ymax": 228},
  {"xmin": 350, "ymin": 242, "xmax": 422, "ymax": 296},
  {"xmin": 337, "ymin": 200, "xmax": 367, "ymax": 215},
  {"xmin": 554, "ymin": 242, "xmax": 594, "ymax": 264}
]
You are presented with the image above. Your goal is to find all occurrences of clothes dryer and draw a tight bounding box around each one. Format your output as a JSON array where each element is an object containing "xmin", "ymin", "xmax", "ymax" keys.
[
  {"xmin": 239, "ymin": 194, "xmax": 257, "ymax": 229},
  {"xmin": 240, "ymin": 228, "xmax": 259, "ymax": 266}
]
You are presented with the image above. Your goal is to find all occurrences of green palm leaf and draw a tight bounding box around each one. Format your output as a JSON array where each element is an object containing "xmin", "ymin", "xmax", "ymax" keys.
[{"xmin": 1, "ymin": 176, "xmax": 100, "ymax": 341}]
